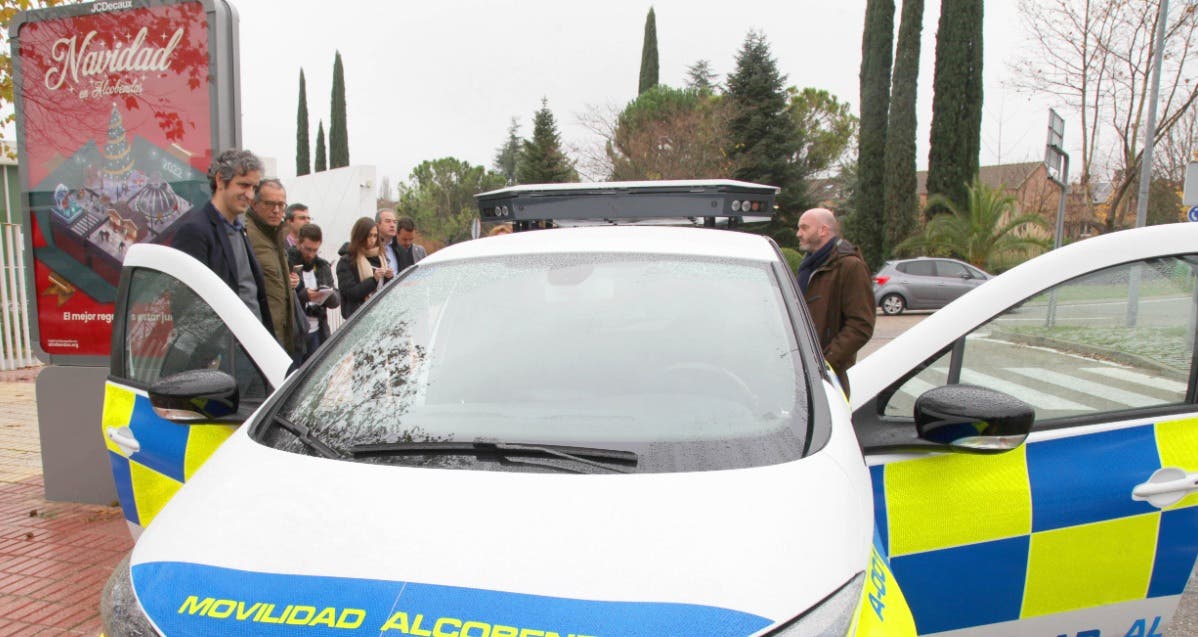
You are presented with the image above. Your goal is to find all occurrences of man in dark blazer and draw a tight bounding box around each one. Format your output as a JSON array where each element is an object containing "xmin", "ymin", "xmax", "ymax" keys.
[
  {"xmin": 171, "ymin": 149, "xmax": 273, "ymax": 335},
  {"xmin": 392, "ymin": 215, "xmax": 427, "ymax": 270}
]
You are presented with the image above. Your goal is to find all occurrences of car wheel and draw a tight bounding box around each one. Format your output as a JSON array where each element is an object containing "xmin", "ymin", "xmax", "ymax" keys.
[{"xmin": 880, "ymin": 294, "xmax": 906, "ymax": 315}]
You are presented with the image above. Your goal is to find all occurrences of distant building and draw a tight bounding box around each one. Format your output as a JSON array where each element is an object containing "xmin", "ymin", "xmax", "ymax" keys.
[
  {"xmin": 0, "ymin": 141, "xmax": 18, "ymax": 226},
  {"xmin": 917, "ymin": 161, "xmax": 1107, "ymax": 241}
]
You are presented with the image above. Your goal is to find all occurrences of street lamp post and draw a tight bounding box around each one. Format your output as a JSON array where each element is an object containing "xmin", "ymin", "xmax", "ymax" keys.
[{"xmin": 1134, "ymin": 0, "xmax": 1170, "ymax": 229}]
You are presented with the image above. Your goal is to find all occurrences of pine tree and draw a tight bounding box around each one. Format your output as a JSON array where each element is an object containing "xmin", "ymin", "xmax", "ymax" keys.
[
  {"xmin": 725, "ymin": 31, "xmax": 803, "ymax": 241},
  {"xmin": 638, "ymin": 7, "xmax": 659, "ymax": 95},
  {"xmin": 493, "ymin": 117, "xmax": 522, "ymax": 184},
  {"xmin": 314, "ymin": 120, "xmax": 327, "ymax": 172},
  {"xmin": 296, "ymin": 69, "xmax": 311, "ymax": 176},
  {"xmin": 882, "ymin": 0, "xmax": 924, "ymax": 259},
  {"xmin": 926, "ymin": 0, "xmax": 984, "ymax": 216},
  {"xmin": 855, "ymin": 0, "xmax": 894, "ymax": 270},
  {"xmin": 329, "ymin": 51, "xmax": 350, "ymax": 168},
  {"xmin": 685, "ymin": 59, "xmax": 717, "ymax": 93},
  {"xmin": 516, "ymin": 99, "xmax": 578, "ymax": 184}
]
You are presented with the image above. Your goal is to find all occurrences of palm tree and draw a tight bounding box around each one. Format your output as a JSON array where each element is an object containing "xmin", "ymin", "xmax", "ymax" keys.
[{"xmin": 898, "ymin": 179, "xmax": 1051, "ymax": 272}]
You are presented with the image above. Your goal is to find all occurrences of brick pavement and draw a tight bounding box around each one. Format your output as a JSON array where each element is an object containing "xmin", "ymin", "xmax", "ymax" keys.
[{"xmin": 0, "ymin": 365, "xmax": 131, "ymax": 635}]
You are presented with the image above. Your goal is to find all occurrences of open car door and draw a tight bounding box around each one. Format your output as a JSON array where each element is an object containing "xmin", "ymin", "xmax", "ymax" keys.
[
  {"xmin": 851, "ymin": 223, "xmax": 1198, "ymax": 636},
  {"xmin": 102, "ymin": 243, "xmax": 290, "ymax": 537}
]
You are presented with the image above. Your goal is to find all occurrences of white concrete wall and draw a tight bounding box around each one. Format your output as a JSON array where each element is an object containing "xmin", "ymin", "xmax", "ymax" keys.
[{"xmin": 281, "ymin": 165, "xmax": 377, "ymax": 266}]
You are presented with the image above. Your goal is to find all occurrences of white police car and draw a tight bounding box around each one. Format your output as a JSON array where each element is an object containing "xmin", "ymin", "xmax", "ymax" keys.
[{"xmin": 99, "ymin": 184, "xmax": 1198, "ymax": 637}]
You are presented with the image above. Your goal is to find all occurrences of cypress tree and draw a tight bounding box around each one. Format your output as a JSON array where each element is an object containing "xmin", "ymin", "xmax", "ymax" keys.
[
  {"xmin": 725, "ymin": 31, "xmax": 805, "ymax": 242},
  {"xmin": 882, "ymin": 0, "xmax": 924, "ymax": 258},
  {"xmin": 296, "ymin": 69, "xmax": 310, "ymax": 176},
  {"xmin": 855, "ymin": 0, "xmax": 894, "ymax": 270},
  {"xmin": 314, "ymin": 120, "xmax": 327, "ymax": 173},
  {"xmin": 330, "ymin": 51, "xmax": 350, "ymax": 168},
  {"xmin": 638, "ymin": 8, "xmax": 659, "ymax": 95},
  {"xmin": 516, "ymin": 99, "xmax": 578, "ymax": 184},
  {"xmin": 926, "ymin": 0, "xmax": 984, "ymax": 216}
]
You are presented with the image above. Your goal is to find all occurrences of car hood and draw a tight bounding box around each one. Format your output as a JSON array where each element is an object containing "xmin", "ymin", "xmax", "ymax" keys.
[{"xmin": 129, "ymin": 424, "xmax": 873, "ymax": 636}]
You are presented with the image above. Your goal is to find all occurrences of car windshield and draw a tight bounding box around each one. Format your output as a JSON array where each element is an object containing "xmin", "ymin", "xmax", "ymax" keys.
[{"xmin": 260, "ymin": 252, "xmax": 810, "ymax": 472}]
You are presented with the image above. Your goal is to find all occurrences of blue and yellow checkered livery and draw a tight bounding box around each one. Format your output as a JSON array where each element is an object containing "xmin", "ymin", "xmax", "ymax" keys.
[
  {"xmin": 101, "ymin": 382, "xmax": 235, "ymax": 528},
  {"xmin": 870, "ymin": 417, "xmax": 1198, "ymax": 635}
]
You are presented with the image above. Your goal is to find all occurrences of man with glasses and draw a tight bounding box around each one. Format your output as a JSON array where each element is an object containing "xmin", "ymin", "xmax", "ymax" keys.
[
  {"xmin": 247, "ymin": 178, "xmax": 305, "ymax": 361},
  {"xmin": 284, "ymin": 203, "xmax": 311, "ymax": 249}
]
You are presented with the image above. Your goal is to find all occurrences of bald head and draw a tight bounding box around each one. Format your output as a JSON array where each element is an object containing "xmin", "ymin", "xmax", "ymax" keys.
[{"xmin": 796, "ymin": 208, "xmax": 840, "ymax": 252}]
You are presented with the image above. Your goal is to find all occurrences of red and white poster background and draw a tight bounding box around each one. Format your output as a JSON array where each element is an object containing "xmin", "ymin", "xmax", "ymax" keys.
[{"xmin": 16, "ymin": 1, "xmax": 213, "ymax": 358}]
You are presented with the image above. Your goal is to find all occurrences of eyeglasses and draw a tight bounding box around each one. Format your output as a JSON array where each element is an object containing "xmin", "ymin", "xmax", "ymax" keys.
[{"xmin": 259, "ymin": 200, "xmax": 286, "ymax": 210}]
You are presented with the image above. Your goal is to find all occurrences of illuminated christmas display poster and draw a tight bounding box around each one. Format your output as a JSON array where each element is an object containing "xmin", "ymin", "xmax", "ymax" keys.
[{"xmin": 13, "ymin": 0, "xmax": 215, "ymax": 358}]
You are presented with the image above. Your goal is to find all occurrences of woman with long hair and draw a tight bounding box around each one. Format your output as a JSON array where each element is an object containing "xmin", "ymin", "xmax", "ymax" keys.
[{"xmin": 336, "ymin": 216, "xmax": 394, "ymax": 319}]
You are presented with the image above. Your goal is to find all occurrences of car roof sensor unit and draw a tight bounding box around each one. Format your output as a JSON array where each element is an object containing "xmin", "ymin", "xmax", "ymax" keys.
[{"xmin": 475, "ymin": 179, "xmax": 779, "ymax": 231}]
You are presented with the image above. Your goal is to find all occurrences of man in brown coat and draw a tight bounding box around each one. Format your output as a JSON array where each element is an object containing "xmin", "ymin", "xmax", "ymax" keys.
[
  {"xmin": 795, "ymin": 208, "xmax": 876, "ymax": 397},
  {"xmin": 246, "ymin": 178, "xmax": 303, "ymax": 361}
]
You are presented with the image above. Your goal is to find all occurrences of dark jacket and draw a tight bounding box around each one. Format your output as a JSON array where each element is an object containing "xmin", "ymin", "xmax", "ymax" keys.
[
  {"xmin": 336, "ymin": 253, "xmax": 380, "ymax": 320},
  {"xmin": 171, "ymin": 201, "xmax": 273, "ymax": 335},
  {"xmin": 803, "ymin": 237, "xmax": 875, "ymax": 394},
  {"xmin": 288, "ymin": 247, "xmax": 341, "ymax": 340},
  {"xmin": 381, "ymin": 236, "xmax": 427, "ymax": 271},
  {"xmin": 245, "ymin": 209, "xmax": 301, "ymax": 357}
]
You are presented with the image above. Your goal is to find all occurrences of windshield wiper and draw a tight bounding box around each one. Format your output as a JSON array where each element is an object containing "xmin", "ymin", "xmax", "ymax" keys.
[
  {"xmin": 349, "ymin": 441, "xmax": 638, "ymax": 473},
  {"xmin": 270, "ymin": 414, "xmax": 344, "ymax": 459}
]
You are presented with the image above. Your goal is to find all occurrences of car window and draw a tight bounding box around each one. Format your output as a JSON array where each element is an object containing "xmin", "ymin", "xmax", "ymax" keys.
[
  {"xmin": 935, "ymin": 260, "xmax": 969, "ymax": 278},
  {"xmin": 266, "ymin": 253, "xmax": 810, "ymax": 472},
  {"xmin": 118, "ymin": 268, "xmax": 269, "ymax": 404},
  {"xmin": 880, "ymin": 256, "xmax": 1197, "ymax": 423},
  {"xmin": 898, "ymin": 260, "xmax": 935, "ymax": 276},
  {"xmin": 965, "ymin": 264, "xmax": 987, "ymax": 279}
]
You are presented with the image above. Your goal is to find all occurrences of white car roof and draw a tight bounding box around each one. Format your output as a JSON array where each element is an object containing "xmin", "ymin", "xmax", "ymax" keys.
[
  {"xmin": 475, "ymin": 179, "xmax": 779, "ymax": 197},
  {"xmin": 420, "ymin": 226, "xmax": 783, "ymax": 264}
]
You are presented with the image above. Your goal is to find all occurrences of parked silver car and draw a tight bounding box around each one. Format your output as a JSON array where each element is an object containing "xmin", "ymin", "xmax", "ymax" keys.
[{"xmin": 872, "ymin": 257, "xmax": 990, "ymax": 315}]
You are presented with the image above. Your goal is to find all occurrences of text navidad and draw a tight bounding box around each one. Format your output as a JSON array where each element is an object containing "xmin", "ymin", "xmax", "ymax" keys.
[
  {"xmin": 178, "ymin": 596, "xmax": 598, "ymax": 637},
  {"xmin": 45, "ymin": 27, "xmax": 184, "ymax": 93}
]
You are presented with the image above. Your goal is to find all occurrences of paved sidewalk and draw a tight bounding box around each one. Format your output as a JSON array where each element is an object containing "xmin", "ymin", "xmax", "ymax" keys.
[{"xmin": 0, "ymin": 366, "xmax": 132, "ymax": 636}]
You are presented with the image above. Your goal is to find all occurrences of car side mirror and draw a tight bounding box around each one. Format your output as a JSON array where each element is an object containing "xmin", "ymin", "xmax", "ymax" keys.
[
  {"xmin": 915, "ymin": 384, "xmax": 1033, "ymax": 453},
  {"xmin": 148, "ymin": 370, "xmax": 241, "ymax": 422}
]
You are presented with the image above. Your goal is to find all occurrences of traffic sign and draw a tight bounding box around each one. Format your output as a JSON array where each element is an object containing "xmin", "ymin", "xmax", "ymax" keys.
[
  {"xmin": 1188, "ymin": 205, "xmax": 1198, "ymax": 222},
  {"xmin": 1184, "ymin": 161, "xmax": 1198, "ymax": 206}
]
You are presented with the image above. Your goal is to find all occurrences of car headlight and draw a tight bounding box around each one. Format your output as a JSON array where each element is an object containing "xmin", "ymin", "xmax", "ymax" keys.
[
  {"xmin": 763, "ymin": 572, "xmax": 865, "ymax": 637},
  {"xmin": 101, "ymin": 554, "xmax": 162, "ymax": 637}
]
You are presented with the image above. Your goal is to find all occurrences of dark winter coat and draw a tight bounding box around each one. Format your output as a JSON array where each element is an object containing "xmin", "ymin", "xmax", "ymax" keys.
[
  {"xmin": 171, "ymin": 201, "xmax": 273, "ymax": 335},
  {"xmin": 287, "ymin": 247, "xmax": 340, "ymax": 341},
  {"xmin": 246, "ymin": 209, "xmax": 302, "ymax": 358},
  {"xmin": 802, "ymin": 237, "xmax": 876, "ymax": 395},
  {"xmin": 336, "ymin": 253, "xmax": 381, "ymax": 320}
]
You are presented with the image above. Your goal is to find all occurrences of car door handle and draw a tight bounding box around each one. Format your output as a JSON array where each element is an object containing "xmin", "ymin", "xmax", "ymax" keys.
[
  {"xmin": 106, "ymin": 426, "xmax": 140, "ymax": 458},
  {"xmin": 1132, "ymin": 467, "xmax": 1198, "ymax": 508}
]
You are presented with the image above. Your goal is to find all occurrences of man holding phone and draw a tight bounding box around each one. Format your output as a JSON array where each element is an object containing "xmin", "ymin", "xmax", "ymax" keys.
[{"xmin": 287, "ymin": 223, "xmax": 340, "ymax": 356}]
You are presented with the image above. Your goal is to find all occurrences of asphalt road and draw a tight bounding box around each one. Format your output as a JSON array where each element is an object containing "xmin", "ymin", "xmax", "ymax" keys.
[{"xmin": 862, "ymin": 311, "xmax": 1198, "ymax": 636}]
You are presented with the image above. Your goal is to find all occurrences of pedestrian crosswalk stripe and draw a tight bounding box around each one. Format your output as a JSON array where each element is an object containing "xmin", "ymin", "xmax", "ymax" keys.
[
  {"xmin": 1009, "ymin": 367, "xmax": 1159, "ymax": 408},
  {"xmin": 958, "ymin": 369, "xmax": 1092, "ymax": 412},
  {"xmin": 1082, "ymin": 366, "xmax": 1187, "ymax": 394},
  {"xmin": 897, "ymin": 377, "xmax": 938, "ymax": 399}
]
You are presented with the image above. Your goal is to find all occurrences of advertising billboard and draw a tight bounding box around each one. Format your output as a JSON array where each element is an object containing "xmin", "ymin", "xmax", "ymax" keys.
[{"xmin": 10, "ymin": 0, "xmax": 239, "ymax": 365}]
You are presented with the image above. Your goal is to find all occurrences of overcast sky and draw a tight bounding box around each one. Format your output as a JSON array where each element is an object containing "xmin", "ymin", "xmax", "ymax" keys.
[{"xmin": 230, "ymin": 0, "xmax": 1055, "ymax": 191}]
